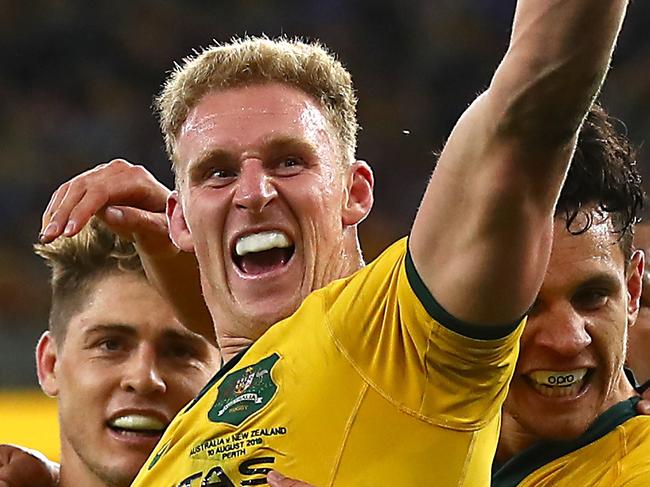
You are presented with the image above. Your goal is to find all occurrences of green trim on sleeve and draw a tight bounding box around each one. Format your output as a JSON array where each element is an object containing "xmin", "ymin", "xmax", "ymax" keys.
[
  {"xmin": 492, "ymin": 396, "xmax": 642, "ymax": 487},
  {"xmin": 404, "ymin": 247, "xmax": 521, "ymax": 340}
]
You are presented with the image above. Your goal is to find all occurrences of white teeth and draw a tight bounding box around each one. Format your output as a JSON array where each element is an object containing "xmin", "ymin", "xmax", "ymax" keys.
[
  {"xmin": 109, "ymin": 415, "xmax": 166, "ymax": 432},
  {"xmin": 235, "ymin": 231, "xmax": 292, "ymax": 256},
  {"xmin": 529, "ymin": 369, "xmax": 588, "ymax": 387}
]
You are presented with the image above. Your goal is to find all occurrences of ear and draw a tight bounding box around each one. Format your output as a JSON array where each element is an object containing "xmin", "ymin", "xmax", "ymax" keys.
[
  {"xmin": 342, "ymin": 160, "xmax": 374, "ymax": 227},
  {"xmin": 167, "ymin": 190, "xmax": 195, "ymax": 253},
  {"xmin": 626, "ymin": 249, "xmax": 644, "ymax": 325},
  {"xmin": 36, "ymin": 332, "xmax": 59, "ymax": 398}
]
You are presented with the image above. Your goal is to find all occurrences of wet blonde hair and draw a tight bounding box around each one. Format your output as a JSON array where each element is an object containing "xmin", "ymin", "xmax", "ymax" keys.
[
  {"xmin": 155, "ymin": 36, "xmax": 358, "ymax": 173},
  {"xmin": 34, "ymin": 218, "xmax": 144, "ymax": 340}
]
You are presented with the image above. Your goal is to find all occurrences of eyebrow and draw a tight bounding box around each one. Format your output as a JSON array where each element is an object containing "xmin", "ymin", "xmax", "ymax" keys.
[
  {"xmin": 82, "ymin": 323, "xmax": 137, "ymax": 337},
  {"xmin": 187, "ymin": 134, "xmax": 321, "ymax": 177},
  {"xmin": 262, "ymin": 135, "xmax": 320, "ymax": 157},
  {"xmin": 187, "ymin": 148, "xmax": 237, "ymax": 180},
  {"xmin": 82, "ymin": 324, "xmax": 206, "ymax": 345},
  {"xmin": 160, "ymin": 328, "xmax": 208, "ymax": 347},
  {"xmin": 575, "ymin": 273, "xmax": 620, "ymax": 292}
]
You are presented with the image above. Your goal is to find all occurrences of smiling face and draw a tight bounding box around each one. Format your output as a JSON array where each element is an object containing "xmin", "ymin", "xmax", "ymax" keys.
[
  {"xmin": 503, "ymin": 215, "xmax": 643, "ymax": 444},
  {"xmin": 169, "ymin": 82, "xmax": 373, "ymax": 346},
  {"xmin": 37, "ymin": 272, "xmax": 219, "ymax": 487}
]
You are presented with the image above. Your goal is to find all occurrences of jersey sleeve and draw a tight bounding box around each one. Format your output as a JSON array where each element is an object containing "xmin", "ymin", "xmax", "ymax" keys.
[{"xmin": 322, "ymin": 237, "xmax": 524, "ymax": 429}]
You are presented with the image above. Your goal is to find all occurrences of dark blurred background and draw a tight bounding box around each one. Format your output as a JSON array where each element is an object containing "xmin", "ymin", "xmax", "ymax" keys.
[{"xmin": 1, "ymin": 0, "xmax": 649, "ymax": 387}]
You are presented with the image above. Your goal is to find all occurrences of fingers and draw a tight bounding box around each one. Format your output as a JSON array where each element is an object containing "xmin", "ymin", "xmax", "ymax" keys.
[
  {"xmin": 39, "ymin": 159, "xmax": 171, "ymax": 245},
  {"xmin": 40, "ymin": 184, "xmax": 104, "ymax": 243},
  {"xmin": 267, "ymin": 471, "xmax": 316, "ymax": 487},
  {"xmin": 98, "ymin": 205, "xmax": 176, "ymax": 257},
  {"xmin": 636, "ymin": 399, "xmax": 650, "ymax": 415},
  {"xmin": 40, "ymin": 182, "xmax": 77, "ymax": 241}
]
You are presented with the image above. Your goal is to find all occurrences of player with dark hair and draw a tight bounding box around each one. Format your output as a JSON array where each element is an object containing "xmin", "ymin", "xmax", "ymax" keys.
[{"xmin": 492, "ymin": 104, "xmax": 650, "ymax": 484}]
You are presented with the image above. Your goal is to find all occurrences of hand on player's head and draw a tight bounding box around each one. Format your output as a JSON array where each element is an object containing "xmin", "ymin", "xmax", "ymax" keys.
[
  {"xmin": 39, "ymin": 158, "xmax": 174, "ymax": 258},
  {"xmin": 0, "ymin": 444, "xmax": 58, "ymax": 487}
]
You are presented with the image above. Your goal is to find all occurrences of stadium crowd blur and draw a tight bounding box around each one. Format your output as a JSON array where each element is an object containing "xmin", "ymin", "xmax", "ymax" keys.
[{"xmin": 1, "ymin": 0, "xmax": 649, "ymax": 390}]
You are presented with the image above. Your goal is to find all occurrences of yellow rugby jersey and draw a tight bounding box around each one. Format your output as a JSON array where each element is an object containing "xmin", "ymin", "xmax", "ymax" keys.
[
  {"xmin": 133, "ymin": 238, "xmax": 524, "ymax": 487},
  {"xmin": 492, "ymin": 397, "xmax": 650, "ymax": 486}
]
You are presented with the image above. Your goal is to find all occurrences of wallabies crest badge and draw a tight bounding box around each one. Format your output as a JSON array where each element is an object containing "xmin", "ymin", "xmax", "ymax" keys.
[{"xmin": 209, "ymin": 354, "xmax": 280, "ymax": 426}]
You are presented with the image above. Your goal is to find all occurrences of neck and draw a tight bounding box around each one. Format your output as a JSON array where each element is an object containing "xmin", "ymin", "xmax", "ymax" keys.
[
  {"xmin": 58, "ymin": 435, "xmax": 131, "ymax": 487},
  {"xmin": 218, "ymin": 335, "xmax": 254, "ymax": 363},
  {"xmin": 497, "ymin": 371, "xmax": 638, "ymax": 463},
  {"xmin": 495, "ymin": 411, "xmax": 537, "ymax": 465},
  {"xmin": 211, "ymin": 233, "xmax": 366, "ymax": 363},
  {"xmin": 58, "ymin": 457, "xmax": 109, "ymax": 487}
]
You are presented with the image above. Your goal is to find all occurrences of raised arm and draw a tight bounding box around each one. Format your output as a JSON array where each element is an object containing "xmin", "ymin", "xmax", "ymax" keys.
[
  {"xmin": 39, "ymin": 159, "xmax": 216, "ymax": 343},
  {"xmin": 410, "ymin": 0, "xmax": 628, "ymax": 327}
]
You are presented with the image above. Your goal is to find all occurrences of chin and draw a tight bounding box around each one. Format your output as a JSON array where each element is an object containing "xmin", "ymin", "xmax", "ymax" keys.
[{"xmin": 512, "ymin": 405, "xmax": 592, "ymax": 443}]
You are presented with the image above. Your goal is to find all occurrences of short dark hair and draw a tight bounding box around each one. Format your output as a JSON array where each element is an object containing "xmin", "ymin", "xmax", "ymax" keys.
[
  {"xmin": 556, "ymin": 102, "xmax": 645, "ymax": 262},
  {"xmin": 34, "ymin": 218, "xmax": 145, "ymax": 341}
]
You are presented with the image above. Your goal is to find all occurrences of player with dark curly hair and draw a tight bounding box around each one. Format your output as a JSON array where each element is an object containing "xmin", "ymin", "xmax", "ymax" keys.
[{"xmin": 492, "ymin": 104, "xmax": 650, "ymax": 485}]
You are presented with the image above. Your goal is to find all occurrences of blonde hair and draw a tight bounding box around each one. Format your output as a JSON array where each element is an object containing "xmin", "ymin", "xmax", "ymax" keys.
[
  {"xmin": 155, "ymin": 36, "xmax": 358, "ymax": 172},
  {"xmin": 34, "ymin": 218, "xmax": 144, "ymax": 340}
]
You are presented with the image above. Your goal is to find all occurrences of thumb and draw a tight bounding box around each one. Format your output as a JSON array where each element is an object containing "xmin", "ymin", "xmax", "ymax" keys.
[{"xmin": 99, "ymin": 206, "xmax": 175, "ymax": 256}]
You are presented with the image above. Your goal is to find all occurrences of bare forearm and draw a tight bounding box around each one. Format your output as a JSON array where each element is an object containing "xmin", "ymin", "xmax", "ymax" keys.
[
  {"xmin": 410, "ymin": 0, "xmax": 629, "ymax": 326},
  {"xmin": 138, "ymin": 249, "xmax": 217, "ymax": 344},
  {"xmin": 492, "ymin": 0, "xmax": 628, "ymax": 143}
]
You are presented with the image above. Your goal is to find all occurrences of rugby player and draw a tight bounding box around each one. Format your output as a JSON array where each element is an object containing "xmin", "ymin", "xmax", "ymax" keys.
[
  {"xmin": 490, "ymin": 104, "xmax": 650, "ymax": 484},
  {"xmin": 0, "ymin": 219, "xmax": 219, "ymax": 487},
  {"xmin": 36, "ymin": 1, "xmax": 630, "ymax": 484},
  {"xmin": 253, "ymin": 105, "xmax": 650, "ymax": 487},
  {"xmin": 628, "ymin": 221, "xmax": 650, "ymax": 385}
]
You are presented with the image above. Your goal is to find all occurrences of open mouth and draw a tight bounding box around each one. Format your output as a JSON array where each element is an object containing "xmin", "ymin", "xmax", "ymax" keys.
[
  {"xmin": 232, "ymin": 230, "xmax": 295, "ymax": 275},
  {"xmin": 107, "ymin": 414, "xmax": 167, "ymax": 438},
  {"xmin": 525, "ymin": 368, "xmax": 593, "ymax": 398}
]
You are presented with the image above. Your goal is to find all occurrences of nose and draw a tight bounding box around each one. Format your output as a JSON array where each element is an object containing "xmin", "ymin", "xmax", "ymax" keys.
[
  {"xmin": 529, "ymin": 303, "xmax": 592, "ymax": 356},
  {"xmin": 120, "ymin": 345, "xmax": 167, "ymax": 395},
  {"xmin": 233, "ymin": 160, "xmax": 277, "ymax": 213}
]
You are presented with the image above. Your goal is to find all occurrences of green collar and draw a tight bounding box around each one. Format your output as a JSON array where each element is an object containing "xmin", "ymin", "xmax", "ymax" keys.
[
  {"xmin": 183, "ymin": 345, "xmax": 251, "ymax": 414},
  {"xmin": 492, "ymin": 396, "xmax": 641, "ymax": 487}
]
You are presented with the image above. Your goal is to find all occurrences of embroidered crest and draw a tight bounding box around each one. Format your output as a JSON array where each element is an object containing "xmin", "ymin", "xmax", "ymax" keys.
[{"xmin": 208, "ymin": 354, "xmax": 280, "ymax": 426}]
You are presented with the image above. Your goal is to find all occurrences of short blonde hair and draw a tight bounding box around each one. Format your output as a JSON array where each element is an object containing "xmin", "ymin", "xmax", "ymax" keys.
[
  {"xmin": 34, "ymin": 218, "xmax": 144, "ymax": 340},
  {"xmin": 155, "ymin": 36, "xmax": 358, "ymax": 172}
]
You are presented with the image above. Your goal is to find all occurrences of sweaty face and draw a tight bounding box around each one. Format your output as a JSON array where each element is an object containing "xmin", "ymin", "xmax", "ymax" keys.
[
  {"xmin": 504, "ymin": 216, "xmax": 641, "ymax": 443},
  {"xmin": 40, "ymin": 273, "xmax": 218, "ymax": 486},
  {"xmin": 172, "ymin": 83, "xmax": 356, "ymax": 340},
  {"xmin": 628, "ymin": 223, "xmax": 650, "ymax": 384}
]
